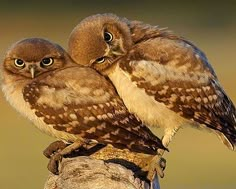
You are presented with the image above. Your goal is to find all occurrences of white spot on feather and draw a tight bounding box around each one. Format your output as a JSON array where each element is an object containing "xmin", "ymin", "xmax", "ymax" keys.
[{"xmin": 69, "ymin": 114, "xmax": 77, "ymax": 120}]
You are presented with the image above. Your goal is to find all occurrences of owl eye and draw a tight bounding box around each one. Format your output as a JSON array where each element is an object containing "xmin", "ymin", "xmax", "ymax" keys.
[
  {"xmin": 96, "ymin": 57, "xmax": 105, "ymax": 64},
  {"xmin": 104, "ymin": 32, "xmax": 113, "ymax": 43},
  {"xmin": 14, "ymin": 59, "xmax": 25, "ymax": 68},
  {"xmin": 40, "ymin": 58, "xmax": 54, "ymax": 67}
]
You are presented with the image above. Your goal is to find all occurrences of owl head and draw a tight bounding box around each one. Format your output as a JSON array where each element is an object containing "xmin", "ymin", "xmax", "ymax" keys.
[
  {"xmin": 68, "ymin": 13, "xmax": 132, "ymax": 73},
  {"xmin": 3, "ymin": 38, "xmax": 68, "ymax": 79}
]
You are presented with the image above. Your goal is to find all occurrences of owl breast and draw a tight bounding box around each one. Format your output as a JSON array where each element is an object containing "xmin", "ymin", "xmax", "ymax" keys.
[
  {"xmin": 108, "ymin": 65, "xmax": 191, "ymax": 134},
  {"xmin": 1, "ymin": 79, "xmax": 77, "ymax": 142}
]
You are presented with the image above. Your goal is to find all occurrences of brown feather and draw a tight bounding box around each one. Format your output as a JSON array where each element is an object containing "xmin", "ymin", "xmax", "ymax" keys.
[
  {"xmin": 67, "ymin": 13, "xmax": 236, "ymax": 150},
  {"xmin": 1, "ymin": 38, "xmax": 167, "ymax": 155},
  {"xmin": 23, "ymin": 66, "xmax": 167, "ymax": 154}
]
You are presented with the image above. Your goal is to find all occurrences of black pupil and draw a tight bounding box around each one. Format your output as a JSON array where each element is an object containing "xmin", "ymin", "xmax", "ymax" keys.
[
  {"xmin": 16, "ymin": 59, "xmax": 23, "ymax": 65},
  {"xmin": 96, "ymin": 57, "xmax": 104, "ymax": 62},
  {"xmin": 42, "ymin": 58, "xmax": 51, "ymax": 64},
  {"xmin": 104, "ymin": 32, "xmax": 112, "ymax": 42}
]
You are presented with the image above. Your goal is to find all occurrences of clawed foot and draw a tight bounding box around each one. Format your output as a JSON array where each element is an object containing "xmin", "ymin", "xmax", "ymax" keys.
[
  {"xmin": 43, "ymin": 141, "xmax": 68, "ymax": 175},
  {"xmin": 47, "ymin": 153, "xmax": 63, "ymax": 175},
  {"xmin": 142, "ymin": 155, "xmax": 166, "ymax": 181},
  {"xmin": 44, "ymin": 140, "xmax": 84, "ymax": 175},
  {"xmin": 43, "ymin": 140, "xmax": 68, "ymax": 159}
]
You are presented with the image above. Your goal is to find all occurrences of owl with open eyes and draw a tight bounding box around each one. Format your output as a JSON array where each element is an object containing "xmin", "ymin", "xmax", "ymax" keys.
[
  {"xmin": 68, "ymin": 13, "xmax": 236, "ymax": 154},
  {"xmin": 1, "ymin": 38, "xmax": 167, "ymax": 179}
]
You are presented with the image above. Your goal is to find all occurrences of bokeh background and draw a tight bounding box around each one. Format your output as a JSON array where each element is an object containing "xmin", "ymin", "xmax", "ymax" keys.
[{"xmin": 0, "ymin": 1, "xmax": 235, "ymax": 188}]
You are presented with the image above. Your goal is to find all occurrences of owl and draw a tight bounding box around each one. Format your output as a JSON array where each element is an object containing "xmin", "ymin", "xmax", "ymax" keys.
[
  {"xmin": 68, "ymin": 13, "xmax": 236, "ymax": 154},
  {"xmin": 1, "ymin": 38, "xmax": 167, "ymax": 178}
]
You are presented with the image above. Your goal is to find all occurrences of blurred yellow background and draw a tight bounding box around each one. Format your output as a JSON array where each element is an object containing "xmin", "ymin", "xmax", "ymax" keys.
[{"xmin": 0, "ymin": 1, "xmax": 235, "ymax": 189}]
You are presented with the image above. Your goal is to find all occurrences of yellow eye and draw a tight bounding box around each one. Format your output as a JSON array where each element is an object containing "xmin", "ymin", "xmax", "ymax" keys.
[
  {"xmin": 96, "ymin": 57, "xmax": 105, "ymax": 64},
  {"xmin": 104, "ymin": 32, "xmax": 113, "ymax": 43},
  {"xmin": 14, "ymin": 59, "xmax": 25, "ymax": 68},
  {"xmin": 40, "ymin": 57, "xmax": 54, "ymax": 67}
]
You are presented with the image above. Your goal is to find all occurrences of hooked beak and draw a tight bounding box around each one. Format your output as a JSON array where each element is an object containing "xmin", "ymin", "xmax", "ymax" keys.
[
  {"xmin": 110, "ymin": 50, "xmax": 125, "ymax": 56},
  {"xmin": 30, "ymin": 67, "xmax": 35, "ymax": 79},
  {"xmin": 108, "ymin": 43, "xmax": 126, "ymax": 57},
  {"xmin": 106, "ymin": 47, "xmax": 125, "ymax": 58}
]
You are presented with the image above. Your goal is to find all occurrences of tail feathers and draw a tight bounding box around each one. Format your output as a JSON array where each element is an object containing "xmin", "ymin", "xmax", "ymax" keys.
[{"xmin": 215, "ymin": 131, "xmax": 236, "ymax": 151}]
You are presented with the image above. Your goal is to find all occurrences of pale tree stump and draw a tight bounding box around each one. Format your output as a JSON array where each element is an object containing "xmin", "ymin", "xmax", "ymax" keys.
[{"xmin": 44, "ymin": 156, "xmax": 160, "ymax": 189}]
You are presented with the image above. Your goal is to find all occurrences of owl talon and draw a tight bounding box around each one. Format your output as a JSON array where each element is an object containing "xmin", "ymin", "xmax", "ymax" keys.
[
  {"xmin": 142, "ymin": 155, "xmax": 166, "ymax": 181},
  {"xmin": 47, "ymin": 140, "xmax": 85, "ymax": 174},
  {"xmin": 47, "ymin": 153, "xmax": 62, "ymax": 175},
  {"xmin": 159, "ymin": 157, "xmax": 166, "ymax": 170},
  {"xmin": 43, "ymin": 141, "xmax": 68, "ymax": 159}
]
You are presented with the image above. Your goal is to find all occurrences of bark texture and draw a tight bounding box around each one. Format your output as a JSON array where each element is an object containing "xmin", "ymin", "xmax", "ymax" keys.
[{"xmin": 44, "ymin": 156, "xmax": 160, "ymax": 189}]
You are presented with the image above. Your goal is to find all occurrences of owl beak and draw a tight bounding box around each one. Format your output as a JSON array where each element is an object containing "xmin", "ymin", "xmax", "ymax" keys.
[
  {"xmin": 29, "ymin": 67, "xmax": 35, "ymax": 78},
  {"xmin": 109, "ymin": 45, "xmax": 125, "ymax": 57},
  {"xmin": 112, "ymin": 50, "xmax": 125, "ymax": 56},
  {"xmin": 105, "ymin": 49, "xmax": 124, "ymax": 58}
]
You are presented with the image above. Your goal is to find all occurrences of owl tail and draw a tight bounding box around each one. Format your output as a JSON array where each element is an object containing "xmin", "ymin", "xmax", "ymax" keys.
[{"xmin": 215, "ymin": 131, "xmax": 236, "ymax": 151}]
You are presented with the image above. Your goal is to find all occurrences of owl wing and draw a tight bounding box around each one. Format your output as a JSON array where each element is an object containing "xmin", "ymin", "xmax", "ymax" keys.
[
  {"xmin": 119, "ymin": 37, "xmax": 236, "ymax": 148},
  {"xmin": 129, "ymin": 20, "xmax": 218, "ymax": 78},
  {"xmin": 23, "ymin": 66, "xmax": 166, "ymax": 154}
]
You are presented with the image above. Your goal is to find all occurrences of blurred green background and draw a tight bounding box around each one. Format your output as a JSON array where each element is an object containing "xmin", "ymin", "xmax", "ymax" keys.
[{"xmin": 0, "ymin": 1, "xmax": 235, "ymax": 188}]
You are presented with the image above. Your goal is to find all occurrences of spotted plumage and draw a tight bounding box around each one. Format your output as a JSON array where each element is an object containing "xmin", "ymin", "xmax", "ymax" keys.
[
  {"xmin": 68, "ymin": 13, "xmax": 236, "ymax": 151},
  {"xmin": 21, "ymin": 69, "xmax": 165, "ymax": 154},
  {"xmin": 1, "ymin": 38, "xmax": 167, "ymax": 169}
]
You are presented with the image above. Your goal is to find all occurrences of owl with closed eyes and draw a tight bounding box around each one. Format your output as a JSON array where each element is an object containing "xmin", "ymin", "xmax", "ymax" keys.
[
  {"xmin": 68, "ymin": 13, "xmax": 236, "ymax": 154},
  {"xmin": 1, "ymin": 38, "xmax": 167, "ymax": 179}
]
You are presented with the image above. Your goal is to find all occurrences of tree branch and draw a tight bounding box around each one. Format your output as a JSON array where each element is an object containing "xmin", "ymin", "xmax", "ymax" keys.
[
  {"xmin": 44, "ymin": 156, "xmax": 160, "ymax": 189},
  {"xmin": 44, "ymin": 144, "xmax": 161, "ymax": 189}
]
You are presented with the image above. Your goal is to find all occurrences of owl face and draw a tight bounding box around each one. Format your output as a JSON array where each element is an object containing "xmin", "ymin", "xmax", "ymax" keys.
[
  {"xmin": 68, "ymin": 14, "xmax": 132, "ymax": 73},
  {"xmin": 3, "ymin": 38, "xmax": 66, "ymax": 79}
]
